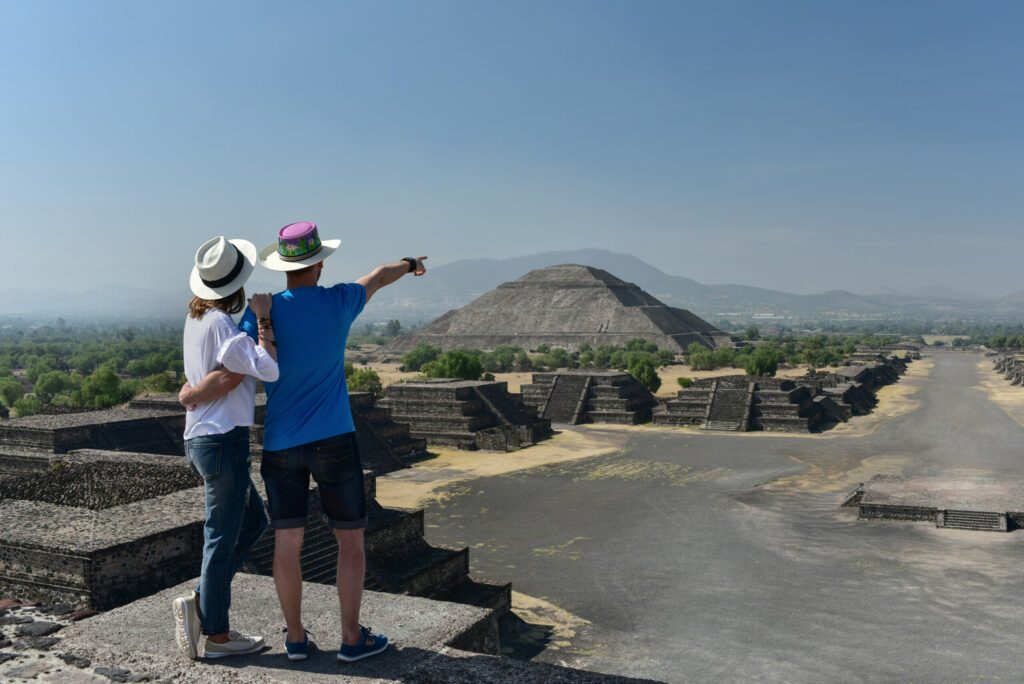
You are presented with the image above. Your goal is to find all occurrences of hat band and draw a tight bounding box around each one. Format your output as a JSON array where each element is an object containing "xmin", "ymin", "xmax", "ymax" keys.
[
  {"xmin": 278, "ymin": 240, "xmax": 321, "ymax": 262},
  {"xmin": 200, "ymin": 246, "xmax": 245, "ymax": 289}
]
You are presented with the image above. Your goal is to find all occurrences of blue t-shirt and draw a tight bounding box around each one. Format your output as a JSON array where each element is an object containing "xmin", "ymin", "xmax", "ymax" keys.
[{"xmin": 240, "ymin": 283, "xmax": 366, "ymax": 451}]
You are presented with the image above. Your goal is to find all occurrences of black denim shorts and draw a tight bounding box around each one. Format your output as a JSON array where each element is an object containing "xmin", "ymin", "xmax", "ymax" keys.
[{"xmin": 260, "ymin": 431, "xmax": 367, "ymax": 529}]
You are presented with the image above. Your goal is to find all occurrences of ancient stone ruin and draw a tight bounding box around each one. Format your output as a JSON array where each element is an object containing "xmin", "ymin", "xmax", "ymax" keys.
[
  {"xmin": 382, "ymin": 264, "xmax": 732, "ymax": 353},
  {"xmin": 844, "ymin": 474, "xmax": 1024, "ymax": 532},
  {"xmin": 0, "ymin": 404, "xmax": 509, "ymax": 620},
  {"xmin": 654, "ymin": 355, "xmax": 908, "ymax": 433},
  {"xmin": 130, "ymin": 391, "xmax": 426, "ymax": 476},
  {"xmin": 520, "ymin": 371, "xmax": 658, "ymax": 425},
  {"xmin": 993, "ymin": 353, "xmax": 1024, "ymax": 385},
  {"xmin": 380, "ymin": 379, "xmax": 553, "ymax": 451}
]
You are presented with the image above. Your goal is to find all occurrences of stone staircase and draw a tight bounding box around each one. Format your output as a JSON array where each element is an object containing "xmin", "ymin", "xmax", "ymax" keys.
[
  {"xmin": 752, "ymin": 384, "xmax": 820, "ymax": 433},
  {"xmin": 522, "ymin": 371, "xmax": 657, "ymax": 425},
  {"xmin": 244, "ymin": 468, "xmax": 512, "ymax": 616},
  {"xmin": 703, "ymin": 382, "xmax": 753, "ymax": 431},
  {"xmin": 380, "ymin": 380, "xmax": 551, "ymax": 451},
  {"xmin": 938, "ymin": 509, "xmax": 1007, "ymax": 532},
  {"xmin": 653, "ymin": 382, "xmax": 713, "ymax": 426},
  {"xmin": 539, "ymin": 374, "xmax": 591, "ymax": 423}
]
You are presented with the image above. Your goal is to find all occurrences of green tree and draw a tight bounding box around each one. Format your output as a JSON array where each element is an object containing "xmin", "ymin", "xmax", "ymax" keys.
[
  {"xmin": 624, "ymin": 339, "xmax": 658, "ymax": 353},
  {"xmin": 385, "ymin": 320, "xmax": 402, "ymax": 337},
  {"xmin": 142, "ymin": 373, "xmax": 176, "ymax": 393},
  {"xmin": 422, "ymin": 350, "xmax": 483, "ymax": 381},
  {"xmin": 744, "ymin": 326, "xmax": 761, "ymax": 341},
  {"xmin": 401, "ymin": 344, "xmax": 441, "ymax": 372},
  {"xmin": 78, "ymin": 365, "xmax": 132, "ymax": 408},
  {"xmin": 33, "ymin": 371, "xmax": 75, "ymax": 403},
  {"xmin": 628, "ymin": 356, "xmax": 661, "ymax": 393},
  {"xmin": 0, "ymin": 377, "xmax": 25, "ymax": 408},
  {"xmin": 744, "ymin": 345, "xmax": 782, "ymax": 377}
]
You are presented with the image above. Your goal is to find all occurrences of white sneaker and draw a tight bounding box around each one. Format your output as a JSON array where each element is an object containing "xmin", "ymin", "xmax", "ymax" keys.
[
  {"xmin": 203, "ymin": 631, "xmax": 266, "ymax": 658},
  {"xmin": 172, "ymin": 594, "xmax": 202, "ymax": 660}
]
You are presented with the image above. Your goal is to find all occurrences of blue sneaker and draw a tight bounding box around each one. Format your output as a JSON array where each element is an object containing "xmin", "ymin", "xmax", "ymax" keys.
[
  {"xmin": 337, "ymin": 625, "xmax": 389, "ymax": 662},
  {"xmin": 284, "ymin": 630, "xmax": 312, "ymax": 661}
]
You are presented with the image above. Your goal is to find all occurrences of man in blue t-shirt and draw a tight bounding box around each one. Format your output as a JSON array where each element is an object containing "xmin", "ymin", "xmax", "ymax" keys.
[{"xmin": 180, "ymin": 221, "xmax": 426, "ymax": 664}]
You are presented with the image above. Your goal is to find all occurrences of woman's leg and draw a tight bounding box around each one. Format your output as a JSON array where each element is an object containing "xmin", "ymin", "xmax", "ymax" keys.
[
  {"xmin": 190, "ymin": 431, "xmax": 249, "ymax": 637},
  {"xmin": 228, "ymin": 429, "xmax": 270, "ymax": 577}
]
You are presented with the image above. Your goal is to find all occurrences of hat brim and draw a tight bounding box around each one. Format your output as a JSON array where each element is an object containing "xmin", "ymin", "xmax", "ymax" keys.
[
  {"xmin": 189, "ymin": 239, "xmax": 258, "ymax": 300},
  {"xmin": 258, "ymin": 239, "xmax": 341, "ymax": 272}
]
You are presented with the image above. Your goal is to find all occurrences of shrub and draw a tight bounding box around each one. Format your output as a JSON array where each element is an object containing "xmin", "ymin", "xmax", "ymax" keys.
[
  {"xmin": 422, "ymin": 350, "xmax": 483, "ymax": 381},
  {"xmin": 677, "ymin": 376, "xmax": 694, "ymax": 389},
  {"xmin": 628, "ymin": 356, "xmax": 661, "ymax": 393},
  {"xmin": 13, "ymin": 394, "xmax": 41, "ymax": 417},
  {"xmin": 347, "ymin": 367, "xmax": 383, "ymax": 396},
  {"xmin": 401, "ymin": 344, "xmax": 441, "ymax": 372}
]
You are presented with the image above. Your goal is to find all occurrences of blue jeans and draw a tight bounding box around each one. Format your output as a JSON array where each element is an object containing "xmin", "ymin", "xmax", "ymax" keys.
[{"xmin": 185, "ymin": 426, "xmax": 269, "ymax": 635}]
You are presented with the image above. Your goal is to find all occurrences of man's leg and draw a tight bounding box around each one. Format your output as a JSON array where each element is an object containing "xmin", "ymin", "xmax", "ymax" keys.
[
  {"xmin": 259, "ymin": 445, "xmax": 311, "ymax": 646},
  {"xmin": 310, "ymin": 432, "xmax": 382, "ymax": 656},
  {"xmin": 273, "ymin": 527, "xmax": 306, "ymax": 643},
  {"xmin": 334, "ymin": 528, "xmax": 365, "ymax": 645}
]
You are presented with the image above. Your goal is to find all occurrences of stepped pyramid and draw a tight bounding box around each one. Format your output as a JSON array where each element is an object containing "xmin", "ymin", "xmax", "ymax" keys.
[{"xmin": 384, "ymin": 264, "xmax": 731, "ymax": 353}]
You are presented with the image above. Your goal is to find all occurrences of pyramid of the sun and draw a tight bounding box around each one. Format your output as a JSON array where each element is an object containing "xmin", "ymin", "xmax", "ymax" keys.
[{"xmin": 385, "ymin": 264, "xmax": 731, "ymax": 353}]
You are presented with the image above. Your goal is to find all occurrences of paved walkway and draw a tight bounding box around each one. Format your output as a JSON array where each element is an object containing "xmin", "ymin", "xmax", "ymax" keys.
[{"xmin": 418, "ymin": 352, "xmax": 1024, "ymax": 683}]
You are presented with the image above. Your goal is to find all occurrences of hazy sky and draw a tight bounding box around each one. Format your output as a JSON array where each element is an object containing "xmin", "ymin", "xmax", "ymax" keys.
[{"xmin": 2, "ymin": 1, "xmax": 1022, "ymax": 296}]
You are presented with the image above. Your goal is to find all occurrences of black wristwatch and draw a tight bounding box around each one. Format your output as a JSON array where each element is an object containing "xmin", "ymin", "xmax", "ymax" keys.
[{"xmin": 402, "ymin": 257, "xmax": 418, "ymax": 273}]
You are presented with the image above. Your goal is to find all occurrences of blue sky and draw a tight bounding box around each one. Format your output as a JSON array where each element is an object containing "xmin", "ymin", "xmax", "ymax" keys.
[{"xmin": 1, "ymin": 1, "xmax": 1021, "ymax": 296}]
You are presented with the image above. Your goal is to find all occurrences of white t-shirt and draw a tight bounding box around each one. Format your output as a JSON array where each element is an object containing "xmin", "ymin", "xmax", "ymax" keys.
[{"xmin": 182, "ymin": 308, "xmax": 279, "ymax": 440}]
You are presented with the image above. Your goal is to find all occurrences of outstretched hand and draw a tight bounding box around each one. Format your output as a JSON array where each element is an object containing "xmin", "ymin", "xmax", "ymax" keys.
[{"xmin": 412, "ymin": 256, "xmax": 428, "ymax": 276}]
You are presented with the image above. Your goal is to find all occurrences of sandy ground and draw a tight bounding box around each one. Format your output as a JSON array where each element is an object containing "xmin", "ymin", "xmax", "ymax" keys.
[
  {"xmin": 974, "ymin": 358, "xmax": 1024, "ymax": 427},
  {"xmin": 375, "ymin": 428, "xmax": 631, "ymax": 510}
]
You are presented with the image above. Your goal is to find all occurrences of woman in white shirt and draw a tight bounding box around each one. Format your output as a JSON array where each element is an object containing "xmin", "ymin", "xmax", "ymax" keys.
[{"xmin": 172, "ymin": 236, "xmax": 279, "ymax": 661}]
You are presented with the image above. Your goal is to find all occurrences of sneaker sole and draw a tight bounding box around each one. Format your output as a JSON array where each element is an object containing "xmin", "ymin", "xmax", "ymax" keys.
[
  {"xmin": 337, "ymin": 642, "xmax": 389, "ymax": 663},
  {"xmin": 172, "ymin": 598, "xmax": 198, "ymax": 660},
  {"xmin": 286, "ymin": 652, "xmax": 308, "ymax": 661},
  {"xmin": 203, "ymin": 643, "xmax": 265, "ymax": 659}
]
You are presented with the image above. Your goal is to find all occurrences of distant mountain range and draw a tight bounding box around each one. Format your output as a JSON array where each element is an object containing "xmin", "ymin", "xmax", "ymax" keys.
[
  {"xmin": 2, "ymin": 249, "xmax": 1021, "ymax": 324},
  {"xmin": 379, "ymin": 249, "xmax": 1022, "ymax": 323}
]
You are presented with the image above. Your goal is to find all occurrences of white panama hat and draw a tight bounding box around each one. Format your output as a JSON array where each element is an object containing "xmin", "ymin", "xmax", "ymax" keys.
[
  {"xmin": 189, "ymin": 236, "xmax": 258, "ymax": 300},
  {"xmin": 258, "ymin": 221, "xmax": 341, "ymax": 272}
]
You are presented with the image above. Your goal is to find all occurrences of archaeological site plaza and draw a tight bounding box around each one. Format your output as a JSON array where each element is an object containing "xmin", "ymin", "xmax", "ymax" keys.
[{"xmin": 4, "ymin": 297, "xmax": 1024, "ymax": 680}]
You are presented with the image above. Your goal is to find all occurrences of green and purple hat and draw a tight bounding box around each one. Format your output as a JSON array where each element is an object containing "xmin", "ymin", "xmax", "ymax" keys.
[{"xmin": 258, "ymin": 221, "xmax": 341, "ymax": 272}]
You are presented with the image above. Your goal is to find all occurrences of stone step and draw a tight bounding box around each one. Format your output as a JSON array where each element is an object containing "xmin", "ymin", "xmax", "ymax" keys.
[
  {"xmin": 380, "ymin": 398, "xmax": 486, "ymax": 416},
  {"xmin": 373, "ymin": 544, "xmax": 470, "ymax": 596},
  {"xmin": 589, "ymin": 409, "xmax": 651, "ymax": 425},
  {"xmin": 57, "ymin": 574, "xmax": 506, "ymax": 679},
  {"xmin": 430, "ymin": 577, "xmax": 513, "ymax": 617},
  {"xmin": 411, "ymin": 430, "xmax": 481, "ymax": 450},
  {"xmin": 385, "ymin": 412, "xmax": 497, "ymax": 432},
  {"xmin": 652, "ymin": 414, "xmax": 704, "ymax": 426},
  {"xmin": 705, "ymin": 420, "xmax": 744, "ymax": 431},
  {"xmin": 941, "ymin": 510, "xmax": 1005, "ymax": 531}
]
